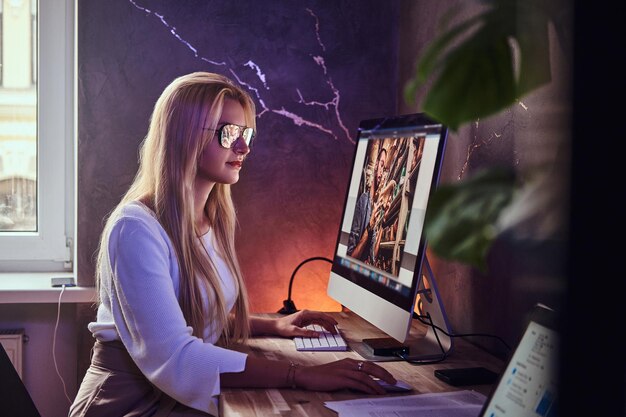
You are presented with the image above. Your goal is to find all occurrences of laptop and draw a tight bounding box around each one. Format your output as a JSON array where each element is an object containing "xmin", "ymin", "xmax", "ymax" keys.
[
  {"xmin": 478, "ymin": 303, "xmax": 560, "ymax": 417},
  {"xmin": 0, "ymin": 342, "xmax": 42, "ymax": 417}
]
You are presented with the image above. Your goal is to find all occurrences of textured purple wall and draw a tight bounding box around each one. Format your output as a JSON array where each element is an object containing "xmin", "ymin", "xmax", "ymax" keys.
[
  {"xmin": 77, "ymin": 0, "xmax": 571, "ymax": 358},
  {"xmin": 77, "ymin": 0, "xmax": 400, "ymax": 312}
]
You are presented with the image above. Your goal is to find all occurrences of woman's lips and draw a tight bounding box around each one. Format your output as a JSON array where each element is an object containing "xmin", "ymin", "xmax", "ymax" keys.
[{"xmin": 227, "ymin": 160, "xmax": 242, "ymax": 168}]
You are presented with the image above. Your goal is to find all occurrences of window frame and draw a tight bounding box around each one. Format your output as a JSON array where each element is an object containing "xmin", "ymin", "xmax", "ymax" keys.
[{"xmin": 0, "ymin": 0, "xmax": 74, "ymax": 272}]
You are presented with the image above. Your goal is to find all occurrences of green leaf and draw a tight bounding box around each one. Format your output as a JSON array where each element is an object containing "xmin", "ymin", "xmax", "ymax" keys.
[
  {"xmin": 423, "ymin": 33, "xmax": 516, "ymax": 130},
  {"xmin": 405, "ymin": 0, "xmax": 558, "ymax": 130},
  {"xmin": 416, "ymin": 16, "xmax": 484, "ymax": 85},
  {"xmin": 404, "ymin": 15, "xmax": 483, "ymax": 106},
  {"xmin": 424, "ymin": 168, "xmax": 516, "ymax": 272},
  {"xmin": 514, "ymin": 6, "xmax": 551, "ymax": 95}
]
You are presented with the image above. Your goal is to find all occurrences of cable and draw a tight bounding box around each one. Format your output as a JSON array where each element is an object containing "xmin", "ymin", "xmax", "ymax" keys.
[
  {"xmin": 412, "ymin": 311, "xmax": 511, "ymax": 352},
  {"xmin": 277, "ymin": 256, "xmax": 333, "ymax": 314},
  {"xmin": 395, "ymin": 310, "xmax": 511, "ymax": 366},
  {"xmin": 53, "ymin": 285, "xmax": 72, "ymax": 405},
  {"xmin": 413, "ymin": 287, "xmax": 510, "ymax": 353},
  {"xmin": 396, "ymin": 312, "xmax": 449, "ymax": 365}
]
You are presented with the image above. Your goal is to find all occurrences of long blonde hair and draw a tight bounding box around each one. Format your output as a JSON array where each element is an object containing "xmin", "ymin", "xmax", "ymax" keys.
[{"xmin": 96, "ymin": 72, "xmax": 254, "ymax": 344}]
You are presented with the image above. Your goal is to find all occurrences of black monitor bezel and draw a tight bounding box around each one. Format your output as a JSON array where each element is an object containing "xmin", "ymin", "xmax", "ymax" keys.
[{"xmin": 330, "ymin": 112, "xmax": 448, "ymax": 312}]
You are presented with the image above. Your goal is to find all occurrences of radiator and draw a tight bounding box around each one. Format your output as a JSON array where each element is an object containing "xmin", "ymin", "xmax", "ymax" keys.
[{"xmin": 0, "ymin": 329, "xmax": 25, "ymax": 379}]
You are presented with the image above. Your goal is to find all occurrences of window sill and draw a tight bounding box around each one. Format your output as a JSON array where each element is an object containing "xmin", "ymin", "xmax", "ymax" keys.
[{"xmin": 0, "ymin": 272, "xmax": 96, "ymax": 304}]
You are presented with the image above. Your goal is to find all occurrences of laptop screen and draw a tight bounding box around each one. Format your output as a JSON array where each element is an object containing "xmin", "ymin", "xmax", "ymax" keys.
[
  {"xmin": 479, "ymin": 304, "xmax": 560, "ymax": 417},
  {"xmin": 0, "ymin": 342, "xmax": 41, "ymax": 417}
]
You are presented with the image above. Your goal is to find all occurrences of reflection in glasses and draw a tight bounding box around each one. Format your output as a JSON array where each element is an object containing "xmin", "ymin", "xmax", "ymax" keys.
[{"xmin": 203, "ymin": 123, "xmax": 255, "ymax": 149}]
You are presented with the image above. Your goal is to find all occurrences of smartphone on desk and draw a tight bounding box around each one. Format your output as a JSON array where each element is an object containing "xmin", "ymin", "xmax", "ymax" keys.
[{"xmin": 434, "ymin": 367, "xmax": 499, "ymax": 386}]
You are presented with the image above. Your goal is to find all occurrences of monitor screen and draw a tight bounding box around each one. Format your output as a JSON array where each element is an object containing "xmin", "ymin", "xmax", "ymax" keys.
[{"xmin": 327, "ymin": 113, "xmax": 448, "ymax": 346}]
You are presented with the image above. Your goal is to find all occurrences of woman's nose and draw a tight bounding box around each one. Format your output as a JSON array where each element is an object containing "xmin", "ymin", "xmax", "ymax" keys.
[{"xmin": 233, "ymin": 136, "xmax": 250, "ymax": 155}]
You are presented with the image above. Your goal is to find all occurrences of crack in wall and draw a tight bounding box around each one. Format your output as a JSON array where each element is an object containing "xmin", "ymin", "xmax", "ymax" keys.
[
  {"xmin": 458, "ymin": 100, "xmax": 529, "ymax": 179},
  {"xmin": 128, "ymin": 1, "xmax": 352, "ymax": 143}
]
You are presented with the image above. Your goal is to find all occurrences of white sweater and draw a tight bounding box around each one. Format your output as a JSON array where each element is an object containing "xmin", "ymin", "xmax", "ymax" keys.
[{"xmin": 88, "ymin": 201, "xmax": 247, "ymax": 414}]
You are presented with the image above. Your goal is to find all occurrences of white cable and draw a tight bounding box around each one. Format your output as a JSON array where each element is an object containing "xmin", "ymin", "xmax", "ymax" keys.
[{"xmin": 53, "ymin": 284, "xmax": 72, "ymax": 405}]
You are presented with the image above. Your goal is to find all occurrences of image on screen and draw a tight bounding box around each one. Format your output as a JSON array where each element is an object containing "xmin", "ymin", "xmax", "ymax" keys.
[{"xmin": 346, "ymin": 135, "xmax": 425, "ymax": 276}]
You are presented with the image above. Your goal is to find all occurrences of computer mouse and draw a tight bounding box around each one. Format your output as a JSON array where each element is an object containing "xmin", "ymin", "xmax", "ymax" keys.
[{"xmin": 374, "ymin": 378, "xmax": 413, "ymax": 392}]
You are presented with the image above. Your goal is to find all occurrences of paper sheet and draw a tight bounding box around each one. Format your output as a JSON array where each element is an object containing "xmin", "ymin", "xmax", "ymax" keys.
[{"xmin": 324, "ymin": 390, "xmax": 486, "ymax": 417}]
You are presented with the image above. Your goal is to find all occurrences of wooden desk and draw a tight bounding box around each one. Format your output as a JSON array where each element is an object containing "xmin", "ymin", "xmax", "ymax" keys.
[{"xmin": 220, "ymin": 312, "xmax": 504, "ymax": 417}]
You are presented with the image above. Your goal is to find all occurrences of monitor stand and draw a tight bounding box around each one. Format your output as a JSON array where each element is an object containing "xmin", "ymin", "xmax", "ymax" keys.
[{"xmin": 350, "ymin": 257, "xmax": 454, "ymax": 362}]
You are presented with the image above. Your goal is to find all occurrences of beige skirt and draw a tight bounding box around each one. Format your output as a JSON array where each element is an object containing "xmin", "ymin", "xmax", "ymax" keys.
[{"xmin": 70, "ymin": 340, "xmax": 214, "ymax": 417}]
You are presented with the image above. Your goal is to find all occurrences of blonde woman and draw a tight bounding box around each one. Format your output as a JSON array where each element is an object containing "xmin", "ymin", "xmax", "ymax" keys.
[{"xmin": 70, "ymin": 72, "xmax": 396, "ymax": 417}]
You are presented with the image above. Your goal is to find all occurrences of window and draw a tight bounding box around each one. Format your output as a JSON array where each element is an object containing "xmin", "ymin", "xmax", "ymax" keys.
[{"xmin": 0, "ymin": 0, "xmax": 74, "ymax": 271}]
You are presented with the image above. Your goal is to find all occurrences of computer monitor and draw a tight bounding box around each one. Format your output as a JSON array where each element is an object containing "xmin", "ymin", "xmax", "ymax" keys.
[{"xmin": 327, "ymin": 112, "xmax": 452, "ymax": 361}]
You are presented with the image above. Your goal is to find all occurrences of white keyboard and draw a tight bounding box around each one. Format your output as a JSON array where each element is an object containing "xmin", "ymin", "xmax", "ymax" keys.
[{"xmin": 294, "ymin": 324, "xmax": 348, "ymax": 351}]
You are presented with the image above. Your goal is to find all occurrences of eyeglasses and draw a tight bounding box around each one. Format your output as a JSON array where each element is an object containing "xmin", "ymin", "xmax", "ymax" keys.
[{"xmin": 204, "ymin": 123, "xmax": 255, "ymax": 149}]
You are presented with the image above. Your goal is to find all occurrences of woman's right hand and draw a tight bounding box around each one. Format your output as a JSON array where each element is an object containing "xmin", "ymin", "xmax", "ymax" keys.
[{"xmin": 294, "ymin": 358, "xmax": 396, "ymax": 395}]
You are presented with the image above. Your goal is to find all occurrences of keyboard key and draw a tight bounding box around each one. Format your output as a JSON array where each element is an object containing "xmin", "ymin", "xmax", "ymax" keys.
[
  {"xmin": 327, "ymin": 336, "xmax": 338, "ymax": 347},
  {"xmin": 294, "ymin": 338, "xmax": 304, "ymax": 349}
]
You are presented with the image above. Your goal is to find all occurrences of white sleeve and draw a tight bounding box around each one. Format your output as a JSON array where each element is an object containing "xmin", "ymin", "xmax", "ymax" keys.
[{"xmin": 107, "ymin": 216, "xmax": 247, "ymax": 413}]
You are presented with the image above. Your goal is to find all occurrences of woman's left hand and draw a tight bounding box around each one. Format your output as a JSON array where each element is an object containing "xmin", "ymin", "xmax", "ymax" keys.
[{"xmin": 273, "ymin": 310, "xmax": 339, "ymax": 338}]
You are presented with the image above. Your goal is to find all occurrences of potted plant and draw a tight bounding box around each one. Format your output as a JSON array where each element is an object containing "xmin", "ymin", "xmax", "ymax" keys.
[{"xmin": 404, "ymin": 0, "xmax": 573, "ymax": 271}]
